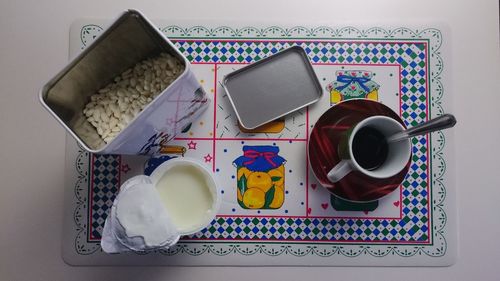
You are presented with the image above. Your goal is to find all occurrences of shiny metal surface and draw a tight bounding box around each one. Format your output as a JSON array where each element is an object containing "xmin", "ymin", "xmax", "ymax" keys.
[{"xmin": 222, "ymin": 46, "xmax": 322, "ymax": 129}]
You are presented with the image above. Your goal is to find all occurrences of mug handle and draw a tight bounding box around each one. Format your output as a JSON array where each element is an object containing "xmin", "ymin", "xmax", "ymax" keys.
[{"xmin": 327, "ymin": 160, "xmax": 352, "ymax": 183}]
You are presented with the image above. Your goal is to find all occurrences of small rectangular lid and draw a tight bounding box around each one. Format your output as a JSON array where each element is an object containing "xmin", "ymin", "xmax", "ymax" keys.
[{"xmin": 223, "ymin": 46, "xmax": 322, "ymax": 129}]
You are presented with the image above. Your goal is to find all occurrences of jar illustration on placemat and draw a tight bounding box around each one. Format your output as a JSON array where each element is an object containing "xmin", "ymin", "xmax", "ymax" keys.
[
  {"xmin": 233, "ymin": 146, "xmax": 287, "ymax": 209},
  {"xmin": 326, "ymin": 70, "xmax": 380, "ymax": 104}
]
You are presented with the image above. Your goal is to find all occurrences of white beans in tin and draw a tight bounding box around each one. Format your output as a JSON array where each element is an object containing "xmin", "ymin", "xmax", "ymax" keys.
[{"xmin": 82, "ymin": 53, "xmax": 184, "ymax": 144}]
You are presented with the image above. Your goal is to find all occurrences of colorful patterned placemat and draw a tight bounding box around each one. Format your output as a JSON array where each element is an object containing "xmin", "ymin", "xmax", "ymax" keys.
[{"xmin": 62, "ymin": 21, "xmax": 456, "ymax": 266}]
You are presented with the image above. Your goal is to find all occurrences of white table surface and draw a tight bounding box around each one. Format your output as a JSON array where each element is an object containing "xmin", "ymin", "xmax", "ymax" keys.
[{"xmin": 1, "ymin": 0, "xmax": 499, "ymax": 280}]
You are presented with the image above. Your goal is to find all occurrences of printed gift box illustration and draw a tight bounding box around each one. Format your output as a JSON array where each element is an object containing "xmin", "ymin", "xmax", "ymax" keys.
[
  {"xmin": 327, "ymin": 70, "xmax": 380, "ymax": 104},
  {"xmin": 233, "ymin": 146, "xmax": 287, "ymax": 209}
]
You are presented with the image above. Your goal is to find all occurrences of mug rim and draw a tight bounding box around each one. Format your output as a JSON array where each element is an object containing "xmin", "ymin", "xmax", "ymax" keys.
[{"xmin": 347, "ymin": 115, "xmax": 411, "ymax": 179}]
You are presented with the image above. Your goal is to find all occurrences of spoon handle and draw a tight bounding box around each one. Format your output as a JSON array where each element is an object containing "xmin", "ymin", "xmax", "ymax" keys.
[{"xmin": 388, "ymin": 114, "xmax": 457, "ymax": 142}]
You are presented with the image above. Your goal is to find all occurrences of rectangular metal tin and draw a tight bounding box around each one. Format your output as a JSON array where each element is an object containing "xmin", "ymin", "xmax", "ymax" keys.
[
  {"xmin": 39, "ymin": 10, "xmax": 209, "ymax": 155},
  {"xmin": 222, "ymin": 46, "xmax": 322, "ymax": 129}
]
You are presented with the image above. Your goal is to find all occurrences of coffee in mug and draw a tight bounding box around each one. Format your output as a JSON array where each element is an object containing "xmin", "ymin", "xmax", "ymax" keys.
[{"xmin": 327, "ymin": 116, "xmax": 411, "ymax": 182}]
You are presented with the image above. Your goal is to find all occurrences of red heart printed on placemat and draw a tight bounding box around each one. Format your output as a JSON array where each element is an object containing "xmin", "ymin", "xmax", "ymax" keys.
[
  {"xmin": 311, "ymin": 184, "xmax": 317, "ymax": 190},
  {"xmin": 364, "ymin": 72, "xmax": 369, "ymax": 76},
  {"xmin": 351, "ymin": 71, "xmax": 357, "ymax": 76},
  {"xmin": 393, "ymin": 201, "xmax": 400, "ymax": 207},
  {"xmin": 351, "ymin": 85, "xmax": 356, "ymax": 90},
  {"xmin": 321, "ymin": 203, "xmax": 328, "ymax": 210},
  {"xmin": 363, "ymin": 210, "xmax": 369, "ymax": 215},
  {"xmin": 307, "ymin": 208, "xmax": 312, "ymax": 214},
  {"xmin": 120, "ymin": 164, "xmax": 131, "ymax": 174}
]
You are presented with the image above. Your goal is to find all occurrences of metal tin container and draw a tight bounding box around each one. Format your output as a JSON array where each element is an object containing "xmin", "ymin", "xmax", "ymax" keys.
[
  {"xmin": 39, "ymin": 10, "xmax": 209, "ymax": 155},
  {"xmin": 222, "ymin": 46, "xmax": 322, "ymax": 129}
]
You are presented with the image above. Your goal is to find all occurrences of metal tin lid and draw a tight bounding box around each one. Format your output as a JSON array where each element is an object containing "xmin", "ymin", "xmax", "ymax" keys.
[{"xmin": 223, "ymin": 46, "xmax": 322, "ymax": 129}]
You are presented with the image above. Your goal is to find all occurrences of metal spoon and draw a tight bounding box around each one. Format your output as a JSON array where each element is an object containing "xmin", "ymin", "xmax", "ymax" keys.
[{"xmin": 388, "ymin": 114, "xmax": 457, "ymax": 143}]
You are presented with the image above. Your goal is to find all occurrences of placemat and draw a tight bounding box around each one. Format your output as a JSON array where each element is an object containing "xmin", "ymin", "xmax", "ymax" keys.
[{"xmin": 63, "ymin": 21, "xmax": 456, "ymax": 266}]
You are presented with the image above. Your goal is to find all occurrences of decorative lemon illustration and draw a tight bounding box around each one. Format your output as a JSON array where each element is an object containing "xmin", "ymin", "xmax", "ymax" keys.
[
  {"xmin": 247, "ymin": 172, "xmax": 273, "ymax": 192},
  {"xmin": 233, "ymin": 145, "xmax": 288, "ymax": 209},
  {"xmin": 237, "ymin": 167, "xmax": 252, "ymax": 180},
  {"xmin": 366, "ymin": 90, "xmax": 378, "ymax": 101},
  {"xmin": 242, "ymin": 188, "xmax": 265, "ymax": 209},
  {"xmin": 278, "ymin": 164, "xmax": 285, "ymax": 175},
  {"xmin": 330, "ymin": 90, "xmax": 342, "ymax": 104},
  {"xmin": 269, "ymin": 186, "xmax": 285, "ymax": 209},
  {"xmin": 267, "ymin": 168, "xmax": 284, "ymax": 187}
]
